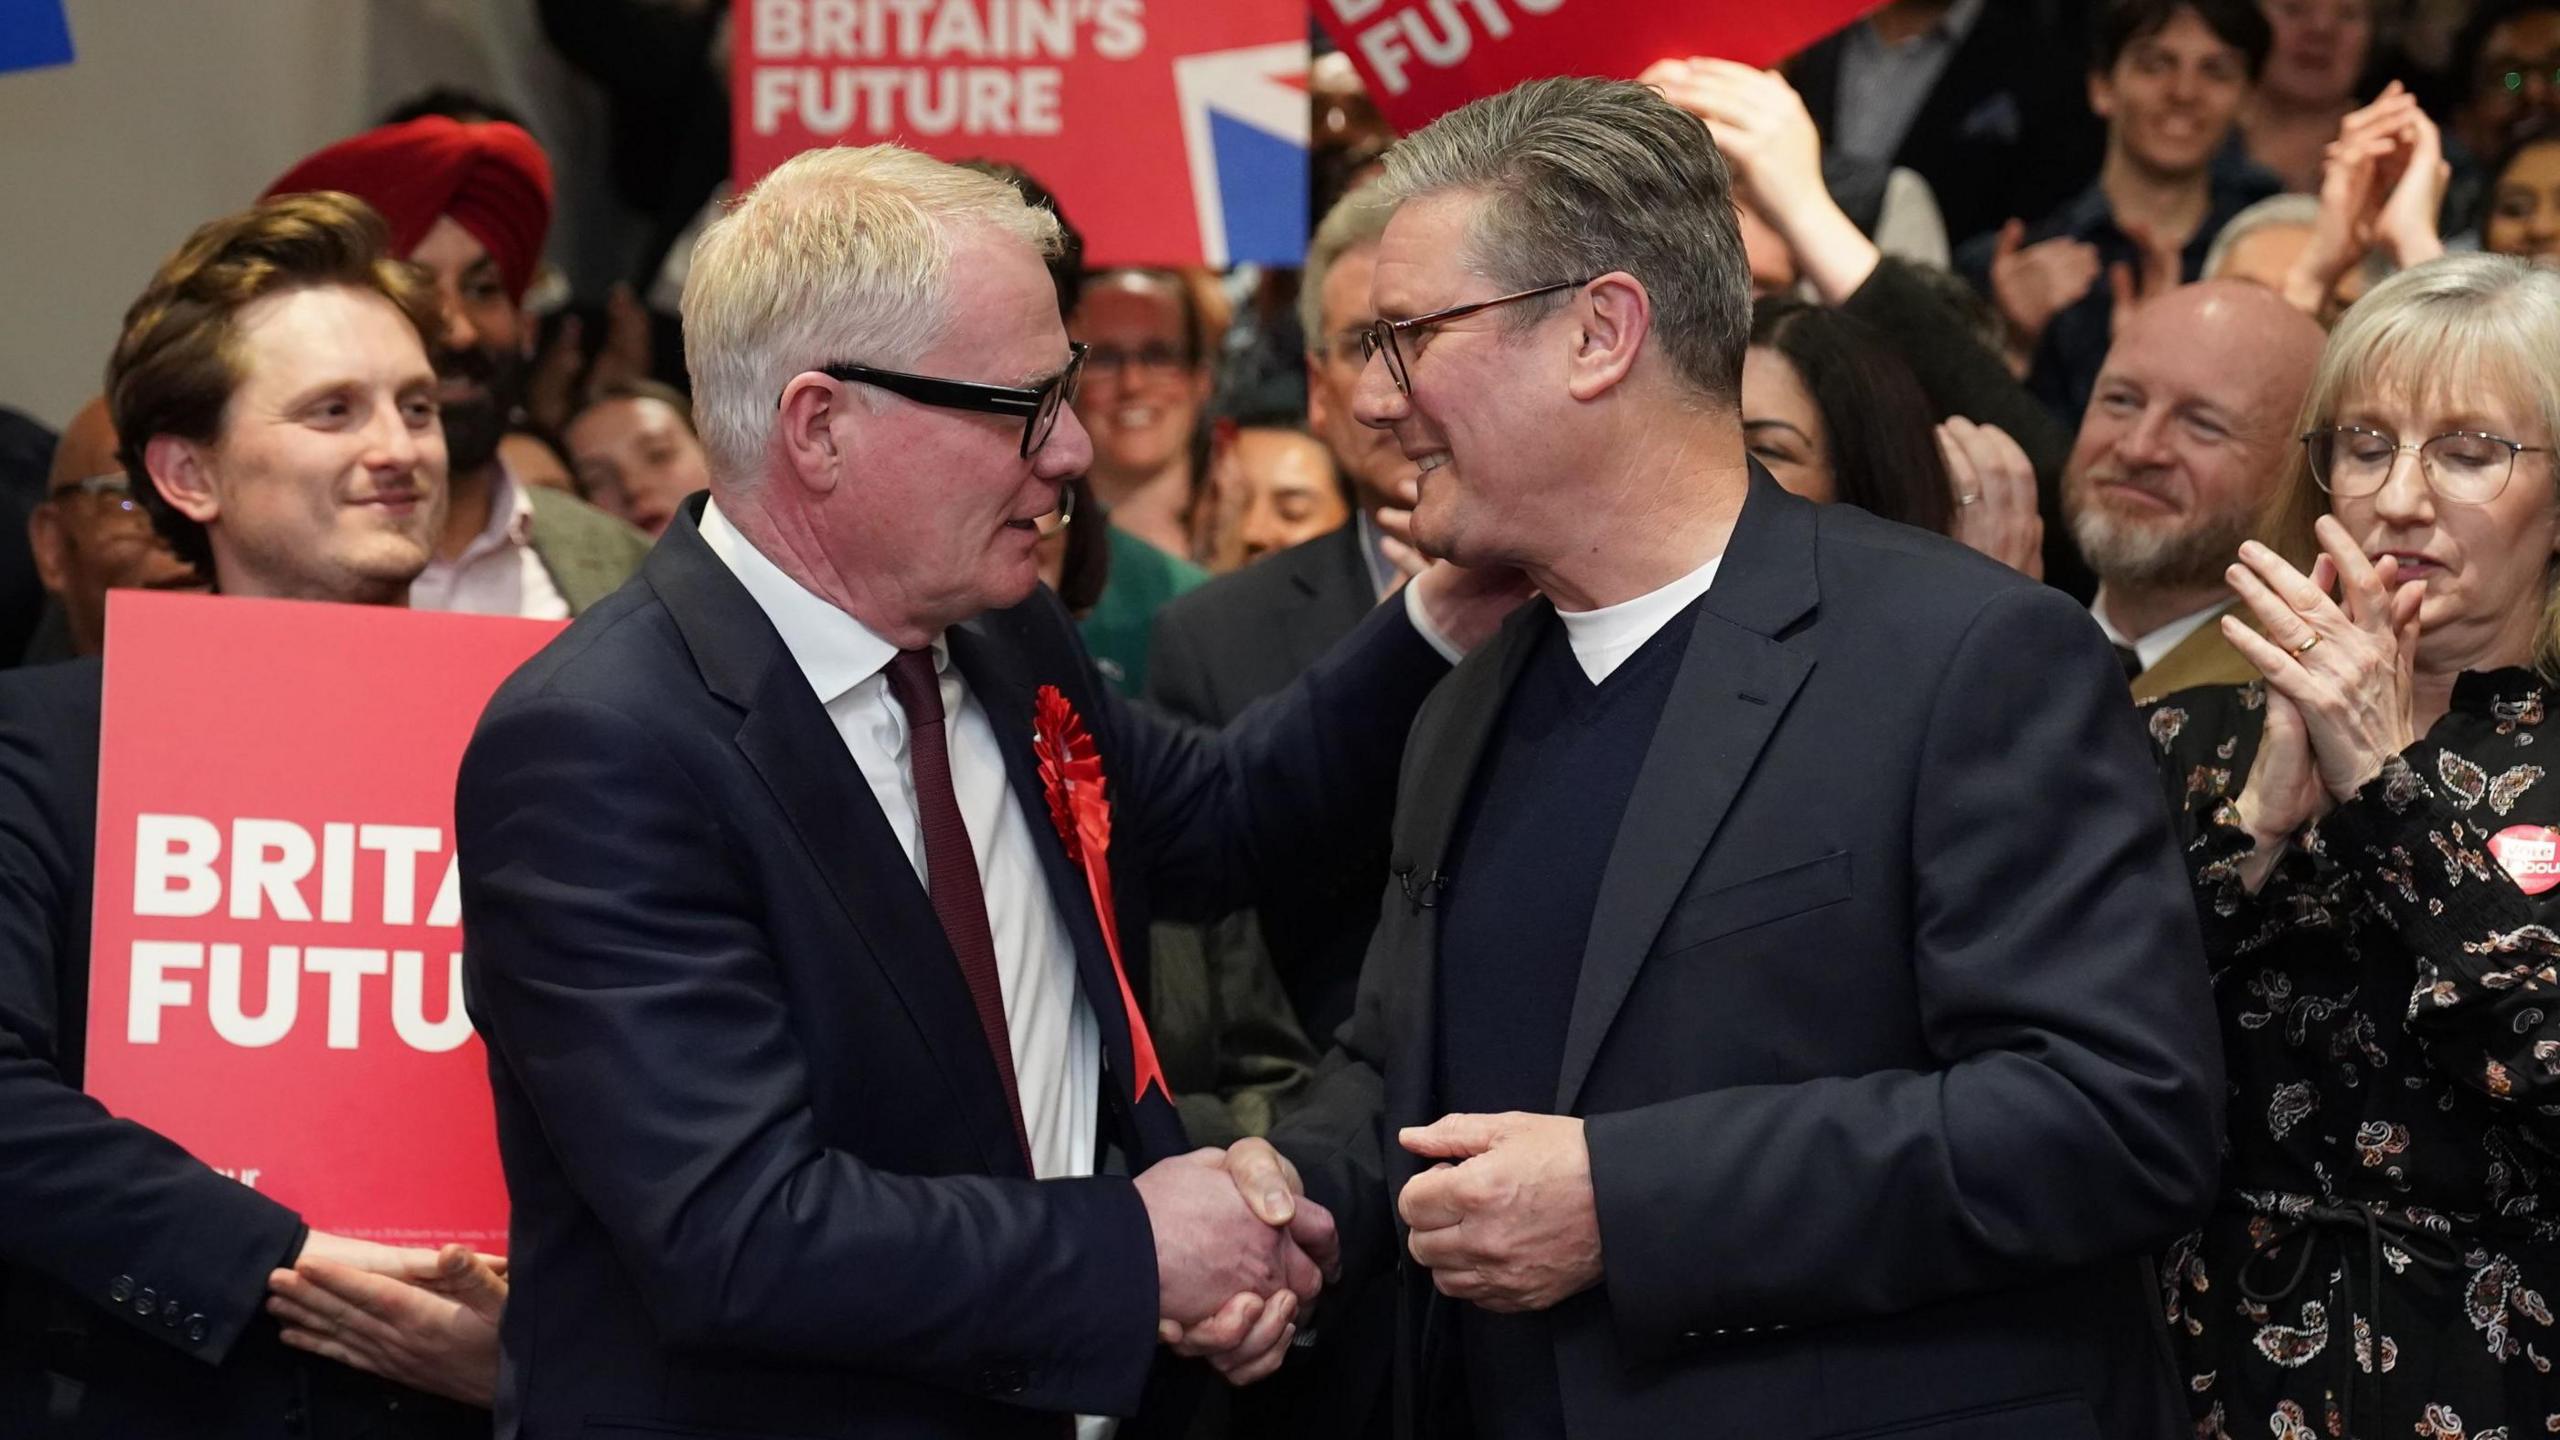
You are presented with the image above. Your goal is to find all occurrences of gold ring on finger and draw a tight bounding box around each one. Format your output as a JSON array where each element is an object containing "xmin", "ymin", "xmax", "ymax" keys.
[{"xmin": 2292, "ymin": 634, "xmax": 2321, "ymax": 657}]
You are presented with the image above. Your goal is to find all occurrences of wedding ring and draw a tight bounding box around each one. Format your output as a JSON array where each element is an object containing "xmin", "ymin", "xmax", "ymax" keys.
[
  {"xmin": 2292, "ymin": 634, "xmax": 2321, "ymax": 657},
  {"xmin": 1957, "ymin": 492, "xmax": 1981, "ymax": 506}
]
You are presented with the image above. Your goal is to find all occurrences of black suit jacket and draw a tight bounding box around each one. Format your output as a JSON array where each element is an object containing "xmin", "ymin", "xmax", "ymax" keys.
[
  {"xmin": 1148, "ymin": 523, "xmax": 1377, "ymax": 727},
  {"xmin": 1790, "ymin": 0, "xmax": 2103, "ymax": 250},
  {"xmin": 459, "ymin": 499, "xmax": 1448, "ymax": 1439},
  {"xmin": 1148, "ymin": 522, "xmax": 1381, "ymax": 1041},
  {"xmin": 1273, "ymin": 472, "xmax": 2223, "ymax": 1440},
  {"xmin": 0, "ymin": 658, "xmax": 476, "ymax": 1436}
]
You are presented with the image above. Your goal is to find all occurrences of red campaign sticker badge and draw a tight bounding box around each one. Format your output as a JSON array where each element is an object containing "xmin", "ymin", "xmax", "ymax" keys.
[{"xmin": 2490, "ymin": 825, "xmax": 2560, "ymax": 895}]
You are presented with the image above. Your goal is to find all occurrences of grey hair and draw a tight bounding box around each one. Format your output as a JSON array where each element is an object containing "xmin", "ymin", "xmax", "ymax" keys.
[
  {"xmin": 2202, "ymin": 193, "xmax": 2393, "ymax": 289},
  {"xmin": 1372, "ymin": 75, "xmax": 1752, "ymax": 401},
  {"xmin": 1299, "ymin": 187, "xmax": 1395, "ymax": 353},
  {"xmin": 682, "ymin": 145, "xmax": 1063, "ymax": 488}
]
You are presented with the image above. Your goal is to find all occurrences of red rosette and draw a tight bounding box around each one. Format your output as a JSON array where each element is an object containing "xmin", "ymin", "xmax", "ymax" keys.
[{"xmin": 1032, "ymin": 685, "xmax": 1168, "ymax": 1105}]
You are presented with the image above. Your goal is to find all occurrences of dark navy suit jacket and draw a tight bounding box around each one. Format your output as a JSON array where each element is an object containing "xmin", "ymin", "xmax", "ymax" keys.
[
  {"xmin": 1275, "ymin": 471, "xmax": 2225, "ymax": 1440},
  {"xmin": 459, "ymin": 498, "xmax": 1448, "ymax": 1438}
]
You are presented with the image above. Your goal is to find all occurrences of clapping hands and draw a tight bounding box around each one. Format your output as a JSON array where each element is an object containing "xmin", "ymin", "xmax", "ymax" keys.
[
  {"xmin": 1136, "ymin": 1139, "xmax": 1338, "ymax": 1385},
  {"xmin": 2284, "ymin": 82, "xmax": 2449, "ymax": 317},
  {"xmin": 2221, "ymin": 517, "xmax": 2426, "ymax": 889},
  {"xmin": 268, "ymin": 1233, "xmax": 508, "ymax": 1407}
]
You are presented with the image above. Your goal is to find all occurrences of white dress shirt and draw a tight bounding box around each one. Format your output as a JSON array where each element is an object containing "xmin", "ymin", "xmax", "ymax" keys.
[
  {"xmin": 2089, "ymin": 590, "xmax": 2230, "ymax": 674},
  {"xmin": 699, "ymin": 500, "xmax": 1101, "ymax": 1189},
  {"xmin": 409, "ymin": 465, "xmax": 572, "ymax": 620},
  {"xmin": 1554, "ymin": 553, "xmax": 1724, "ymax": 684}
]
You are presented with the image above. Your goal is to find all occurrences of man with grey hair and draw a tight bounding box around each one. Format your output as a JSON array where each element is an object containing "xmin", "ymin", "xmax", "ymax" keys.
[
  {"xmin": 1267, "ymin": 76, "xmax": 2222, "ymax": 1439},
  {"xmin": 454, "ymin": 144, "xmax": 1527, "ymax": 1439},
  {"xmin": 2065, "ymin": 279, "xmax": 2327, "ymax": 699}
]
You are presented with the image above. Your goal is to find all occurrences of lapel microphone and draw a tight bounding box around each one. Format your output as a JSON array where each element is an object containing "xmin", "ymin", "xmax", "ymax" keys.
[{"xmin": 1393, "ymin": 862, "xmax": 1450, "ymax": 911}]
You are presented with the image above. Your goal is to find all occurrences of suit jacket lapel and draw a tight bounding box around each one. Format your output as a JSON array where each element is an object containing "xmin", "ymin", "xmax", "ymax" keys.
[
  {"xmin": 945, "ymin": 612, "xmax": 1186, "ymax": 1162},
  {"xmin": 1555, "ymin": 470, "xmax": 1819, "ymax": 1112},
  {"xmin": 944, "ymin": 619, "xmax": 1125, "ymax": 1054},
  {"xmin": 2130, "ymin": 602, "xmax": 2258, "ymax": 702},
  {"xmin": 650, "ymin": 501, "xmax": 1028, "ymax": 1177}
]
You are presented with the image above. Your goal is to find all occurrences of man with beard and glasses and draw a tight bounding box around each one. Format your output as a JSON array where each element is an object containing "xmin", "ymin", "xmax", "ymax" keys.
[
  {"xmin": 263, "ymin": 116, "xmax": 650, "ymax": 620},
  {"xmin": 2063, "ymin": 279, "xmax": 2325, "ymax": 699}
]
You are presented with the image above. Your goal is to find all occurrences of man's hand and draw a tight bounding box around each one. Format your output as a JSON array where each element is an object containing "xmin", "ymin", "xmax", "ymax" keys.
[
  {"xmin": 267, "ymin": 1241, "xmax": 507, "ymax": 1408},
  {"xmin": 1408, "ymin": 560, "xmax": 1535, "ymax": 654},
  {"xmin": 1218, "ymin": 1137, "xmax": 1340, "ymax": 1282},
  {"xmin": 1988, "ymin": 220, "xmax": 2100, "ymax": 363},
  {"xmin": 1135, "ymin": 1147, "xmax": 1322, "ymax": 1324},
  {"xmin": 2105, "ymin": 220, "xmax": 2184, "ymax": 334},
  {"xmin": 1397, "ymin": 1112, "xmax": 1602, "ymax": 1314},
  {"xmin": 294, "ymin": 1228, "xmax": 446, "ymax": 1274},
  {"xmin": 1138, "ymin": 1144, "xmax": 1332, "ymax": 1386}
]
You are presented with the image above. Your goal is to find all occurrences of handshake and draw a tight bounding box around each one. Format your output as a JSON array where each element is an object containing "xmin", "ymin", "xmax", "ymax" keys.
[{"xmin": 1134, "ymin": 1138, "xmax": 1337, "ymax": 1386}]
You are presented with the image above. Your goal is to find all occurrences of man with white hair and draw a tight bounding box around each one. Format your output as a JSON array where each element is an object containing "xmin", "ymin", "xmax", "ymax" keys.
[{"xmin": 454, "ymin": 145, "xmax": 1525, "ymax": 1438}]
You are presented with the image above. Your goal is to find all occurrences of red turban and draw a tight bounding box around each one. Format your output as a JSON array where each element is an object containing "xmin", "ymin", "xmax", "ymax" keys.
[{"xmin": 263, "ymin": 116, "xmax": 553, "ymax": 305}]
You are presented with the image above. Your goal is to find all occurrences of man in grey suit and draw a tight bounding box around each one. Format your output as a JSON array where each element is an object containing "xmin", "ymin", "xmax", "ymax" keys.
[{"xmin": 1257, "ymin": 77, "xmax": 2223, "ymax": 1440}]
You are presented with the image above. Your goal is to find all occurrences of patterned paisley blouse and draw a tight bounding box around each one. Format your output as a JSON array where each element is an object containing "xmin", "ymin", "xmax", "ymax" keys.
[{"xmin": 2147, "ymin": 671, "xmax": 2560, "ymax": 1440}]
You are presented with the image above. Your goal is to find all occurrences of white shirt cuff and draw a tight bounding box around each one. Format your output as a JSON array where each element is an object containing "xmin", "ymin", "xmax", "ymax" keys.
[{"xmin": 1403, "ymin": 578, "xmax": 1464, "ymax": 665}]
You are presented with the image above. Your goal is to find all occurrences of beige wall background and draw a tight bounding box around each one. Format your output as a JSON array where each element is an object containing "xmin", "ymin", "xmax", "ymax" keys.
[{"xmin": 0, "ymin": 0, "xmax": 636, "ymax": 432}]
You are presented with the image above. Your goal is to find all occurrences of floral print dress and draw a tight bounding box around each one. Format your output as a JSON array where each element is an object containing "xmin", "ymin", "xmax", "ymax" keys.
[{"xmin": 2146, "ymin": 672, "xmax": 2560, "ymax": 1439}]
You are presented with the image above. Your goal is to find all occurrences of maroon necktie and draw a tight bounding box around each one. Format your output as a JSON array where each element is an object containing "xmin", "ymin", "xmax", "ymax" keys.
[{"xmin": 883, "ymin": 649, "xmax": 1033, "ymax": 1166}]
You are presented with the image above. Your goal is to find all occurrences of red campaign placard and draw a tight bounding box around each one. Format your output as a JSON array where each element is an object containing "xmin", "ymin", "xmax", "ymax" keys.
[
  {"xmin": 734, "ymin": 0, "xmax": 1309, "ymax": 267},
  {"xmin": 1317, "ymin": 0, "xmax": 1884, "ymax": 135},
  {"xmin": 84, "ymin": 591, "xmax": 564, "ymax": 1248}
]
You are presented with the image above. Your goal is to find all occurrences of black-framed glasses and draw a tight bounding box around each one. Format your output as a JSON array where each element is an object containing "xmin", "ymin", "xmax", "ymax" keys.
[
  {"xmin": 2301, "ymin": 425, "xmax": 2553, "ymax": 503},
  {"xmin": 801, "ymin": 342, "xmax": 1088, "ymax": 458},
  {"xmin": 1360, "ymin": 279, "xmax": 1595, "ymax": 396}
]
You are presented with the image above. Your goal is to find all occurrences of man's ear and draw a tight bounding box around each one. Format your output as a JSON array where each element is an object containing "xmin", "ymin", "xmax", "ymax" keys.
[
  {"xmin": 144, "ymin": 436, "xmax": 220, "ymax": 525},
  {"xmin": 2087, "ymin": 68, "xmax": 2116, "ymax": 124},
  {"xmin": 775, "ymin": 374, "xmax": 850, "ymax": 496},
  {"xmin": 26, "ymin": 502, "xmax": 69, "ymax": 594},
  {"xmin": 1306, "ymin": 353, "xmax": 1335, "ymax": 435},
  {"xmin": 1565, "ymin": 273, "xmax": 1649, "ymax": 403}
]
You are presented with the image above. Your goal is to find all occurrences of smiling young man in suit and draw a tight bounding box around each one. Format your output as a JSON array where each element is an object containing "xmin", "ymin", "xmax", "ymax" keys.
[
  {"xmin": 454, "ymin": 145, "xmax": 1526, "ymax": 1440},
  {"xmin": 0, "ymin": 193, "xmax": 494, "ymax": 1437},
  {"xmin": 1262, "ymin": 77, "xmax": 2224, "ymax": 1440}
]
